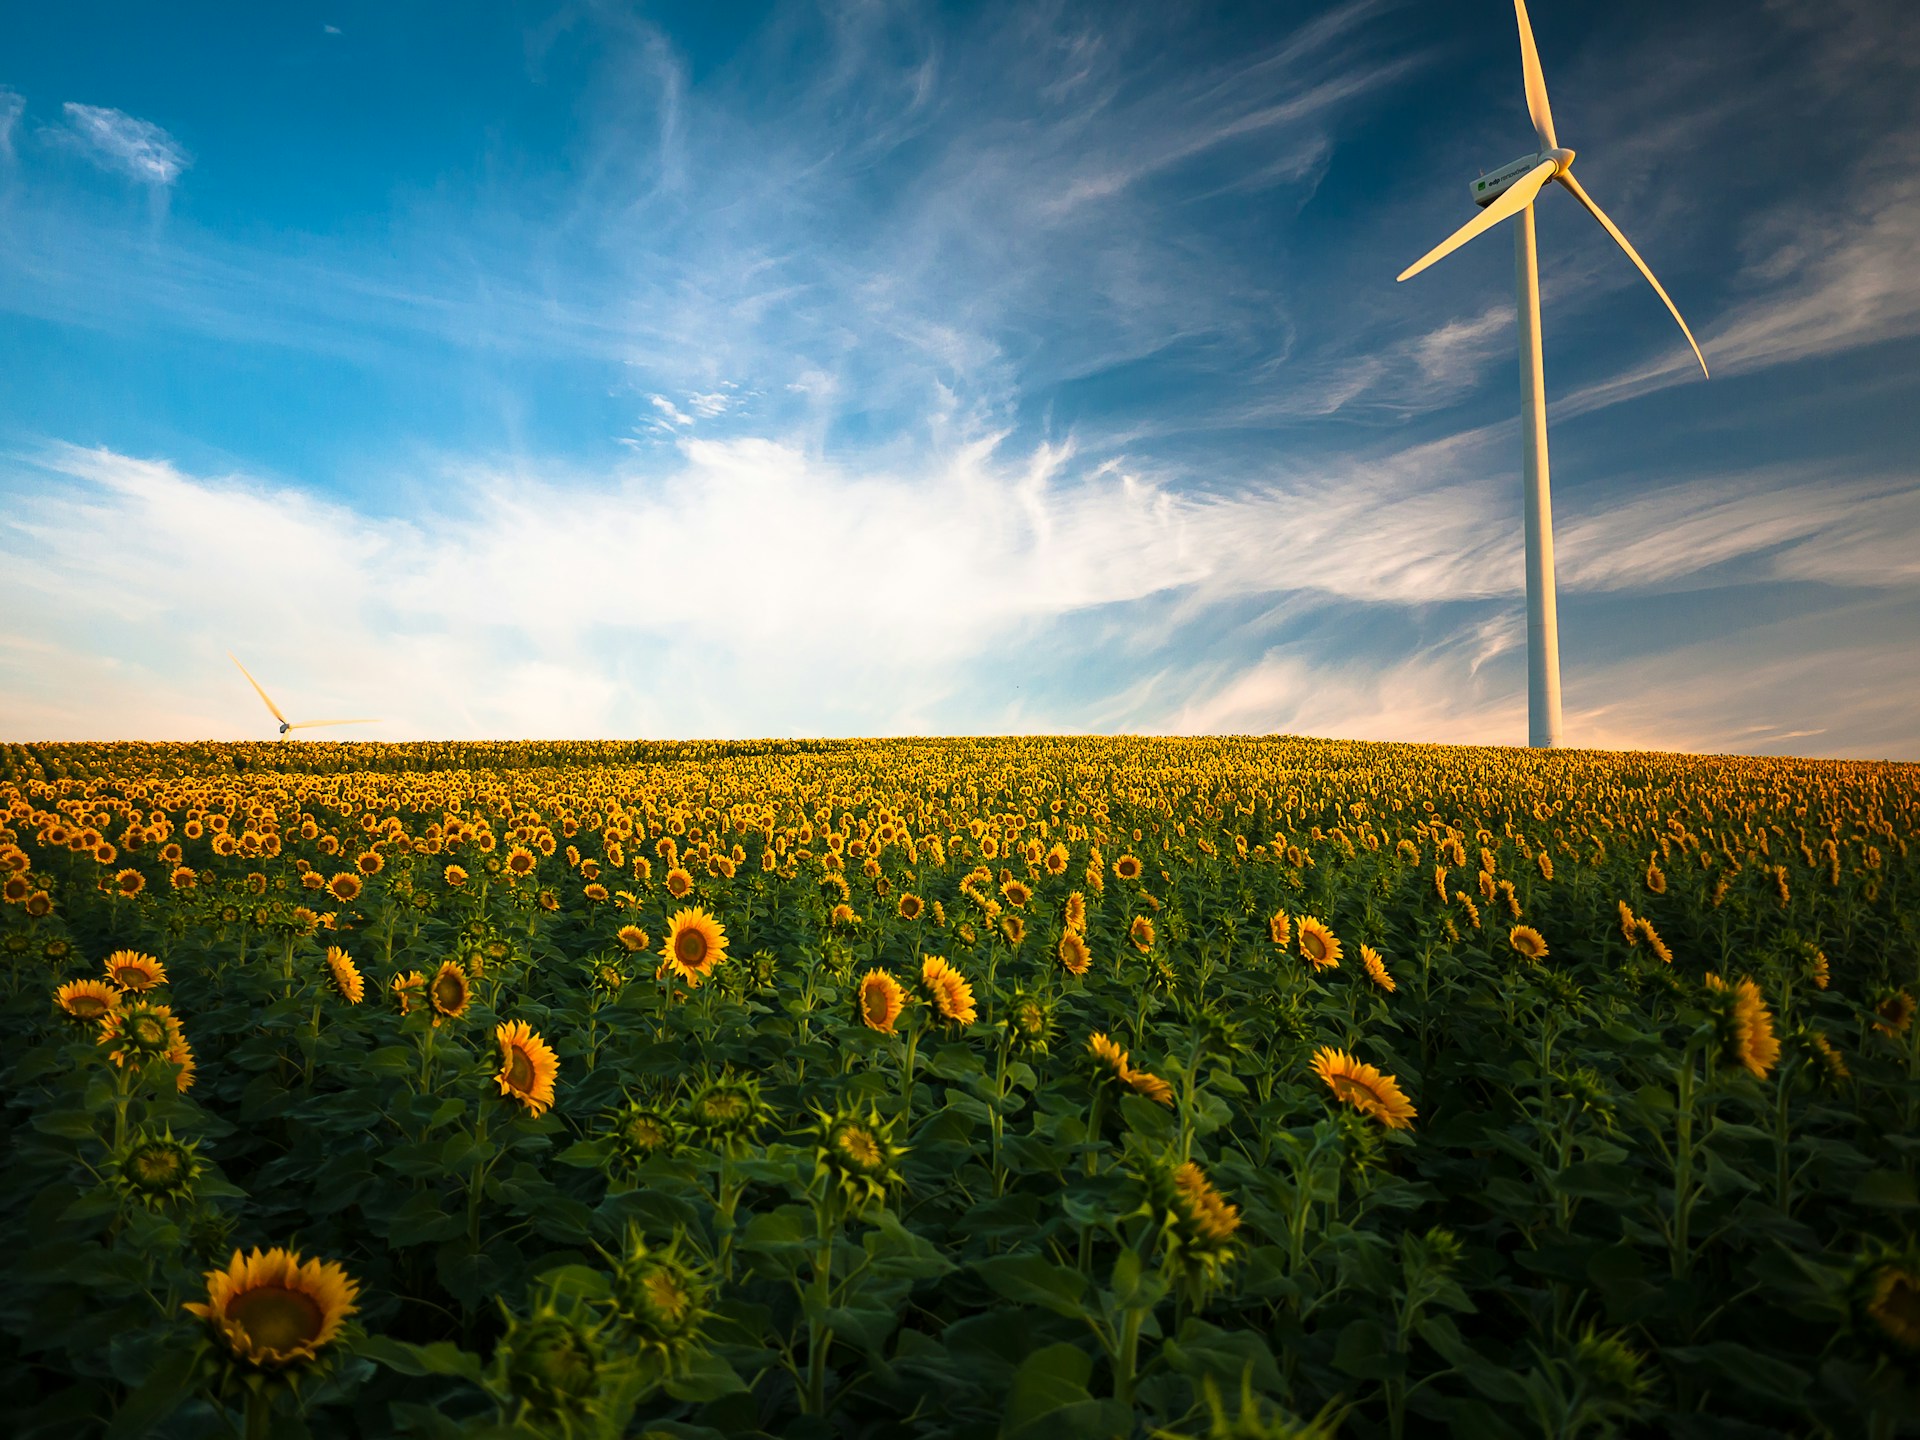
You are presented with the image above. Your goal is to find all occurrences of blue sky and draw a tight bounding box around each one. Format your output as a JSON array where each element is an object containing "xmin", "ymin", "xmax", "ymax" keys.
[{"xmin": 3, "ymin": 0, "xmax": 1917, "ymax": 756}]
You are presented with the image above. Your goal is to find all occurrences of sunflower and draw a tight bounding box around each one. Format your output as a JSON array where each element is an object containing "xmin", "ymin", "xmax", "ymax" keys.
[
  {"xmin": 355, "ymin": 850, "xmax": 385, "ymax": 876},
  {"xmin": 323, "ymin": 946, "xmax": 365, "ymax": 1004},
  {"xmin": 1089, "ymin": 1031, "xmax": 1131, "ymax": 1082},
  {"xmin": 505, "ymin": 845, "xmax": 537, "ymax": 878},
  {"xmin": 1644, "ymin": 858, "xmax": 1666, "ymax": 895},
  {"xmin": 857, "ymin": 969, "xmax": 907, "ymax": 1033},
  {"xmin": 1874, "ymin": 991, "xmax": 1916, "ymax": 1037},
  {"xmin": 1044, "ymin": 843, "xmax": 1070, "ymax": 876},
  {"xmin": 829, "ymin": 902, "xmax": 860, "ymax": 929},
  {"xmin": 1297, "ymin": 916, "xmax": 1341, "ymax": 970},
  {"xmin": 98, "ymin": 1001, "xmax": 182, "ymax": 1068},
  {"xmin": 1113, "ymin": 853, "xmax": 1143, "ymax": 882},
  {"xmin": 920, "ymin": 955, "xmax": 977, "ymax": 1027},
  {"xmin": 610, "ymin": 1104, "xmax": 679, "ymax": 1167},
  {"xmin": 495, "ymin": 1019, "xmax": 561, "ymax": 1118},
  {"xmin": 1057, "ymin": 929, "xmax": 1092, "ymax": 977},
  {"xmin": 1508, "ymin": 925, "xmax": 1549, "ymax": 962},
  {"xmin": 444, "ymin": 865, "xmax": 468, "ymax": 888},
  {"xmin": 1171, "ymin": 1162, "xmax": 1241, "ymax": 1248},
  {"xmin": 1267, "ymin": 911, "xmax": 1291, "ymax": 948},
  {"xmin": 110, "ymin": 1125, "xmax": 205, "ymax": 1210},
  {"xmin": 2, "ymin": 875, "xmax": 30, "ymax": 903},
  {"xmin": 114, "ymin": 868, "xmax": 146, "ymax": 897},
  {"xmin": 56, "ymin": 978, "xmax": 121, "ymax": 1022},
  {"xmin": 1863, "ymin": 1260, "xmax": 1920, "ymax": 1354},
  {"xmin": 1617, "ymin": 900, "xmax": 1639, "ymax": 944},
  {"xmin": 184, "ymin": 1247, "xmax": 360, "ymax": 1369},
  {"xmin": 1632, "ymin": 918, "xmax": 1672, "ymax": 964},
  {"xmin": 391, "ymin": 970, "xmax": 426, "ymax": 1015},
  {"xmin": 616, "ymin": 924, "xmax": 650, "ymax": 953},
  {"xmin": 998, "ymin": 914, "xmax": 1026, "ymax": 945},
  {"xmin": 665, "ymin": 867, "xmax": 694, "ymax": 899},
  {"xmin": 1312, "ymin": 1046, "xmax": 1417, "ymax": 1130},
  {"xmin": 1126, "ymin": 1067, "xmax": 1176, "ymax": 1106},
  {"xmin": 1064, "ymin": 891, "xmax": 1087, "ymax": 931},
  {"xmin": 897, "ymin": 891, "xmax": 924, "ymax": 921},
  {"xmin": 583, "ymin": 883, "xmax": 610, "ymax": 903},
  {"xmin": 1360, "ymin": 945, "xmax": 1396, "ymax": 993},
  {"xmin": 537, "ymin": 888, "xmax": 560, "ymax": 912},
  {"xmin": 662, "ymin": 907, "xmax": 727, "ymax": 987},
  {"xmin": 428, "ymin": 960, "xmax": 471, "ymax": 1023},
  {"xmin": 104, "ymin": 949, "xmax": 167, "ymax": 991},
  {"xmin": 1704, "ymin": 973, "xmax": 1781, "ymax": 1078},
  {"xmin": 328, "ymin": 872, "xmax": 363, "ymax": 904},
  {"xmin": 1001, "ymin": 879, "xmax": 1031, "ymax": 907},
  {"xmin": 612, "ymin": 1236, "xmax": 710, "ymax": 1358},
  {"xmin": 814, "ymin": 1103, "xmax": 908, "ymax": 1212},
  {"xmin": 1129, "ymin": 915, "xmax": 1156, "ymax": 952}
]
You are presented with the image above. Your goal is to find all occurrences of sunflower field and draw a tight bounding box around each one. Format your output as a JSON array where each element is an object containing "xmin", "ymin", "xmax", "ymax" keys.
[{"xmin": 1, "ymin": 735, "xmax": 1917, "ymax": 1440}]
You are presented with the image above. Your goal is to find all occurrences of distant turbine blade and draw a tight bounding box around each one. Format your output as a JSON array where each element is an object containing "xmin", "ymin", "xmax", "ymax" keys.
[
  {"xmin": 286, "ymin": 719, "xmax": 380, "ymax": 729},
  {"xmin": 1514, "ymin": 0, "xmax": 1558, "ymax": 151},
  {"xmin": 228, "ymin": 652, "xmax": 288, "ymax": 725},
  {"xmin": 1555, "ymin": 170, "xmax": 1709, "ymax": 378},
  {"xmin": 1397, "ymin": 159, "xmax": 1556, "ymax": 282}
]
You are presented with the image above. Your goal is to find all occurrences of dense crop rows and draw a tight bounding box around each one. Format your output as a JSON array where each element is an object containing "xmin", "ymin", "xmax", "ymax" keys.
[{"xmin": 1, "ymin": 735, "xmax": 1917, "ymax": 1439}]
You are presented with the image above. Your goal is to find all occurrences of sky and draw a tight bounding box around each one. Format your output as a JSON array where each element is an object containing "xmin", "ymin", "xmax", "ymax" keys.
[{"xmin": 2, "ymin": 0, "xmax": 1917, "ymax": 758}]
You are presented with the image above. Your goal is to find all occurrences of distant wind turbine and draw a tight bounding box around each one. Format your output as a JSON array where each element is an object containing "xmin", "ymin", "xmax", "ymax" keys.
[
  {"xmin": 1397, "ymin": 0, "xmax": 1708, "ymax": 748},
  {"xmin": 228, "ymin": 653, "xmax": 379, "ymax": 740}
]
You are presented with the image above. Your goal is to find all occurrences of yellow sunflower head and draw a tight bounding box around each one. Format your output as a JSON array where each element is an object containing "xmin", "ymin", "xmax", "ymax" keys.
[
  {"xmin": 1311, "ymin": 1046, "xmax": 1417, "ymax": 1130},
  {"xmin": 1508, "ymin": 925, "xmax": 1549, "ymax": 962},
  {"xmin": 616, "ymin": 924, "xmax": 650, "ymax": 953},
  {"xmin": 495, "ymin": 1019, "xmax": 561, "ymax": 1118},
  {"xmin": 896, "ymin": 891, "xmax": 924, "ymax": 921},
  {"xmin": 103, "ymin": 949, "xmax": 167, "ymax": 991},
  {"xmin": 918, "ymin": 954, "xmax": 977, "ymax": 1027},
  {"xmin": 327, "ymin": 872, "xmax": 363, "ymax": 904},
  {"xmin": 814, "ymin": 1102, "xmax": 908, "ymax": 1212},
  {"xmin": 662, "ymin": 907, "xmax": 727, "ymax": 986},
  {"xmin": 1057, "ymin": 929, "xmax": 1092, "ymax": 977},
  {"xmin": 183, "ymin": 1247, "xmax": 360, "ymax": 1369},
  {"xmin": 1113, "ymin": 853, "xmax": 1142, "ymax": 882},
  {"xmin": 390, "ymin": 970, "xmax": 425, "ymax": 1015},
  {"xmin": 428, "ymin": 960, "xmax": 471, "ymax": 1023},
  {"xmin": 1267, "ymin": 911, "xmax": 1292, "ymax": 948},
  {"xmin": 56, "ymin": 978, "xmax": 122, "ymax": 1023},
  {"xmin": 1064, "ymin": 891, "xmax": 1087, "ymax": 931},
  {"xmin": 114, "ymin": 868, "xmax": 146, "ymax": 897},
  {"xmin": 1296, "ymin": 916, "xmax": 1341, "ymax": 970},
  {"xmin": 324, "ymin": 946, "xmax": 365, "ymax": 1004},
  {"xmin": 1703, "ymin": 973, "xmax": 1780, "ymax": 1078},
  {"xmin": 857, "ymin": 969, "xmax": 907, "ymax": 1034},
  {"xmin": 1360, "ymin": 945, "xmax": 1396, "ymax": 993},
  {"xmin": 1129, "ymin": 915, "xmax": 1156, "ymax": 952},
  {"xmin": 665, "ymin": 867, "xmax": 694, "ymax": 899}
]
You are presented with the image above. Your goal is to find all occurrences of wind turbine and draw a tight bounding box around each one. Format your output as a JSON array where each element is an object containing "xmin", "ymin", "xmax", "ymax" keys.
[
  {"xmin": 228, "ymin": 653, "xmax": 380, "ymax": 740},
  {"xmin": 1397, "ymin": 0, "xmax": 1708, "ymax": 748}
]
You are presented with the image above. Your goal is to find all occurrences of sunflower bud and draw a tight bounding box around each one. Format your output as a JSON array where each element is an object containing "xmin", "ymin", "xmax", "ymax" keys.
[
  {"xmin": 608, "ymin": 1232, "xmax": 711, "ymax": 1366},
  {"xmin": 812, "ymin": 1103, "xmax": 907, "ymax": 1214},
  {"xmin": 498, "ymin": 1311, "xmax": 601, "ymax": 1420},
  {"xmin": 109, "ymin": 1125, "xmax": 204, "ymax": 1211}
]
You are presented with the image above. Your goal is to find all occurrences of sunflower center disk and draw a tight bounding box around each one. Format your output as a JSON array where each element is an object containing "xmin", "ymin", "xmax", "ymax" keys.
[{"xmin": 229, "ymin": 1285, "xmax": 325, "ymax": 1355}]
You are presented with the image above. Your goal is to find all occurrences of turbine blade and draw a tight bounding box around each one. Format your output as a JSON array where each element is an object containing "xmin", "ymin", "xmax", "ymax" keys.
[
  {"xmin": 1397, "ymin": 159, "xmax": 1556, "ymax": 282},
  {"xmin": 227, "ymin": 652, "xmax": 288, "ymax": 725},
  {"xmin": 286, "ymin": 719, "xmax": 380, "ymax": 729},
  {"xmin": 1555, "ymin": 170, "xmax": 1709, "ymax": 378},
  {"xmin": 1514, "ymin": 0, "xmax": 1558, "ymax": 151}
]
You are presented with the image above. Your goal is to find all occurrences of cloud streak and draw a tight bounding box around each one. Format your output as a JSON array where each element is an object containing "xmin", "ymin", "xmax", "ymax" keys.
[{"xmin": 54, "ymin": 102, "xmax": 190, "ymax": 185}]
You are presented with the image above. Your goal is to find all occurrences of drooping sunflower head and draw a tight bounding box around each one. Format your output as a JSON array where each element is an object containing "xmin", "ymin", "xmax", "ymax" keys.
[
  {"xmin": 1129, "ymin": 915, "xmax": 1156, "ymax": 953},
  {"xmin": 1126, "ymin": 1066, "xmax": 1176, "ymax": 1107},
  {"xmin": 1296, "ymin": 916, "xmax": 1341, "ymax": 970},
  {"xmin": 662, "ymin": 907, "xmax": 728, "ymax": 986},
  {"xmin": 1088, "ymin": 1030, "xmax": 1131, "ymax": 1082},
  {"xmin": 1267, "ymin": 911, "xmax": 1292, "ymax": 948},
  {"xmin": 919, "ymin": 954, "xmax": 978, "ymax": 1027},
  {"xmin": 616, "ymin": 924, "xmax": 650, "ymax": 954},
  {"xmin": 103, "ymin": 949, "xmax": 167, "ymax": 992},
  {"xmin": 856, "ymin": 969, "xmax": 907, "ymax": 1035},
  {"xmin": 110, "ymin": 1125, "xmax": 204, "ymax": 1211},
  {"xmin": 56, "ymin": 978, "xmax": 121, "ymax": 1023},
  {"xmin": 390, "ymin": 970, "xmax": 426, "ymax": 1015},
  {"xmin": 1617, "ymin": 900, "xmax": 1639, "ymax": 944},
  {"xmin": 1360, "ymin": 945, "xmax": 1396, "ymax": 993},
  {"xmin": 1508, "ymin": 925, "xmax": 1549, "ymax": 963},
  {"xmin": 495, "ymin": 1019, "xmax": 561, "ymax": 1118},
  {"xmin": 1851, "ymin": 1247, "xmax": 1920, "ymax": 1357},
  {"xmin": 183, "ymin": 1247, "xmax": 360, "ymax": 1369},
  {"xmin": 1064, "ymin": 890, "xmax": 1087, "ymax": 932},
  {"xmin": 1311, "ymin": 1046, "xmax": 1417, "ymax": 1130},
  {"xmin": 1632, "ymin": 918, "xmax": 1672, "ymax": 964},
  {"xmin": 1057, "ymin": 929, "xmax": 1092, "ymax": 977},
  {"xmin": 428, "ymin": 960, "xmax": 471, "ymax": 1024},
  {"xmin": 1873, "ymin": 989, "xmax": 1917, "ymax": 1038},
  {"xmin": 324, "ymin": 946, "xmax": 365, "ymax": 1004}
]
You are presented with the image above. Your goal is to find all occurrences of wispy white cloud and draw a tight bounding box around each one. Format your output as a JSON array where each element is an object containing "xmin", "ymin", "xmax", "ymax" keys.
[
  {"xmin": 0, "ymin": 87, "xmax": 23, "ymax": 157},
  {"xmin": 54, "ymin": 102, "xmax": 189, "ymax": 185}
]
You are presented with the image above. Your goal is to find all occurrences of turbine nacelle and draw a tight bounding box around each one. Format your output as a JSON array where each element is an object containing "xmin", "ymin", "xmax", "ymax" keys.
[{"xmin": 1471, "ymin": 148, "xmax": 1575, "ymax": 206}]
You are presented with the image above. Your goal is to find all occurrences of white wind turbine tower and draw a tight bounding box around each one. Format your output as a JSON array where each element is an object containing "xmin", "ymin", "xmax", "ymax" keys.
[
  {"xmin": 228, "ymin": 653, "xmax": 380, "ymax": 740},
  {"xmin": 1397, "ymin": 0, "xmax": 1708, "ymax": 748}
]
